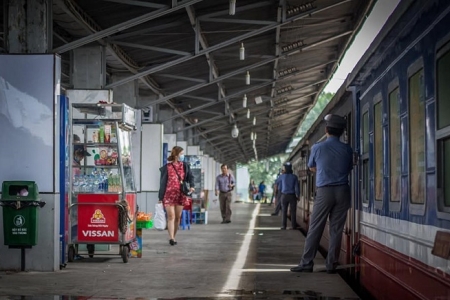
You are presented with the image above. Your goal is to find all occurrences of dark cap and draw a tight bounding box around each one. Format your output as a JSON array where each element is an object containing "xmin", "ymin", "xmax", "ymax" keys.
[
  {"xmin": 324, "ymin": 114, "xmax": 346, "ymax": 129},
  {"xmin": 283, "ymin": 162, "xmax": 293, "ymax": 173},
  {"xmin": 74, "ymin": 144, "xmax": 91, "ymax": 157}
]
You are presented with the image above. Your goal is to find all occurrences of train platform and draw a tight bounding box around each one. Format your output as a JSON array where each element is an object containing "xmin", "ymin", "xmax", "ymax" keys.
[{"xmin": 0, "ymin": 202, "xmax": 359, "ymax": 299}]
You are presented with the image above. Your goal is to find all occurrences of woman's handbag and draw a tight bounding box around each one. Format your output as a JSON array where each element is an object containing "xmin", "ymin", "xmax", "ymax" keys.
[{"xmin": 170, "ymin": 163, "xmax": 192, "ymax": 196}]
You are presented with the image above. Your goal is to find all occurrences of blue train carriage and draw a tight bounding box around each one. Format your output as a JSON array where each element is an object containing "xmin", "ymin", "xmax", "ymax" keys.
[{"xmin": 348, "ymin": 0, "xmax": 450, "ymax": 298}]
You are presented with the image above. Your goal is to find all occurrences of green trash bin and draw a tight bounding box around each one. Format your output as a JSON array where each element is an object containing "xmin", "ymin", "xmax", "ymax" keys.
[{"xmin": 1, "ymin": 181, "xmax": 41, "ymax": 246}]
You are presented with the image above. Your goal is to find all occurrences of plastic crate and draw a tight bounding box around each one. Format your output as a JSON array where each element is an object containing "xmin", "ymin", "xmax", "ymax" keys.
[{"xmin": 136, "ymin": 220, "xmax": 153, "ymax": 229}]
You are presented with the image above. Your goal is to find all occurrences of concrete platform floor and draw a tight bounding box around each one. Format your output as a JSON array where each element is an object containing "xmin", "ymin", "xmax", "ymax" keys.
[{"xmin": 0, "ymin": 202, "xmax": 359, "ymax": 299}]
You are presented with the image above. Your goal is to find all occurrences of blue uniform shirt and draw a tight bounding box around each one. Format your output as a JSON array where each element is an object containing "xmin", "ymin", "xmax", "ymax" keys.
[
  {"xmin": 276, "ymin": 173, "xmax": 300, "ymax": 198},
  {"xmin": 308, "ymin": 136, "xmax": 353, "ymax": 187}
]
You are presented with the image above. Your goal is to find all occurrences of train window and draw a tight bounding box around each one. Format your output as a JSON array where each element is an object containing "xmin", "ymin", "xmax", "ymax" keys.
[
  {"xmin": 389, "ymin": 87, "xmax": 401, "ymax": 202},
  {"xmin": 363, "ymin": 112, "xmax": 369, "ymax": 153},
  {"xmin": 437, "ymin": 49, "xmax": 450, "ymax": 130},
  {"xmin": 363, "ymin": 159, "xmax": 369, "ymax": 203},
  {"xmin": 374, "ymin": 101, "xmax": 383, "ymax": 202},
  {"xmin": 438, "ymin": 139, "xmax": 450, "ymax": 206},
  {"xmin": 437, "ymin": 47, "xmax": 450, "ymax": 210},
  {"xmin": 362, "ymin": 111, "xmax": 369, "ymax": 204},
  {"xmin": 408, "ymin": 68, "xmax": 425, "ymax": 205}
]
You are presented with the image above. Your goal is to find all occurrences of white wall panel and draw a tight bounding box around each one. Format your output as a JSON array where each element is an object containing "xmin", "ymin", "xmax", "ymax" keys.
[
  {"xmin": 141, "ymin": 124, "xmax": 163, "ymax": 191},
  {"xmin": 176, "ymin": 140, "xmax": 187, "ymax": 151},
  {"xmin": 187, "ymin": 145, "xmax": 199, "ymax": 155},
  {"xmin": 163, "ymin": 134, "xmax": 176, "ymax": 151}
]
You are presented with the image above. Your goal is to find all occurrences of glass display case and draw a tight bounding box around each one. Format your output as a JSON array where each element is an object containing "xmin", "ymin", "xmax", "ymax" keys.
[{"xmin": 67, "ymin": 103, "xmax": 137, "ymax": 263}]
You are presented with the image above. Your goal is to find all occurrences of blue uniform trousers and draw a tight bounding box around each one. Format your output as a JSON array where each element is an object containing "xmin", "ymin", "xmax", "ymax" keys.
[
  {"xmin": 300, "ymin": 185, "xmax": 350, "ymax": 271},
  {"xmin": 281, "ymin": 193, "xmax": 297, "ymax": 229}
]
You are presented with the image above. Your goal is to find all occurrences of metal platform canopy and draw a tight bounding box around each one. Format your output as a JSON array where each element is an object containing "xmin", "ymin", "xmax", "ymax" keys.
[{"xmin": 8, "ymin": 0, "xmax": 373, "ymax": 165}]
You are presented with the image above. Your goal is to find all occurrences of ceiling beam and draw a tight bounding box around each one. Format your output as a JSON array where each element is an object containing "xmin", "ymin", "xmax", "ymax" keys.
[
  {"xmin": 109, "ymin": 40, "xmax": 191, "ymax": 56},
  {"xmin": 105, "ymin": 0, "xmax": 352, "ymax": 88},
  {"xmin": 141, "ymin": 35, "xmax": 342, "ymax": 105},
  {"xmin": 53, "ymin": 0, "xmax": 203, "ymax": 53},
  {"xmin": 108, "ymin": 20, "xmax": 185, "ymax": 41},
  {"xmin": 199, "ymin": 1, "xmax": 273, "ymax": 19},
  {"xmin": 164, "ymin": 76, "xmax": 327, "ymax": 129},
  {"xmin": 199, "ymin": 18, "xmax": 277, "ymax": 26},
  {"xmin": 156, "ymin": 74, "xmax": 207, "ymax": 83},
  {"xmin": 100, "ymin": 0, "xmax": 168, "ymax": 8}
]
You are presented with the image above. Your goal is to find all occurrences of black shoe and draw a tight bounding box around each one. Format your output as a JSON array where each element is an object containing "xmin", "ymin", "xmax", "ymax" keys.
[
  {"xmin": 169, "ymin": 239, "xmax": 175, "ymax": 246},
  {"xmin": 225, "ymin": 220, "xmax": 231, "ymax": 223},
  {"xmin": 280, "ymin": 227, "xmax": 286, "ymax": 230},
  {"xmin": 290, "ymin": 265, "xmax": 313, "ymax": 273},
  {"xmin": 174, "ymin": 241, "xmax": 178, "ymax": 245},
  {"xmin": 271, "ymin": 213, "xmax": 277, "ymax": 216}
]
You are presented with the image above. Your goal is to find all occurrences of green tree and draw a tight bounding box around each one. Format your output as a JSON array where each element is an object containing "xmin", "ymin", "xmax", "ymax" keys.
[
  {"xmin": 240, "ymin": 153, "xmax": 288, "ymax": 192},
  {"xmin": 292, "ymin": 92, "xmax": 335, "ymax": 144}
]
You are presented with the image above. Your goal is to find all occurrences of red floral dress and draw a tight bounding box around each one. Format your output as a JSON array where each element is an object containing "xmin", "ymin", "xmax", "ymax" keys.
[{"xmin": 163, "ymin": 162, "xmax": 190, "ymax": 207}]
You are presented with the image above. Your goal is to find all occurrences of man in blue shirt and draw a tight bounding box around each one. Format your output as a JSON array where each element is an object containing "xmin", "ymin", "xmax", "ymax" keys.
[
  {"xmin": 291, "ymin": 114, "xmax": 353, "ymax": 274},
  {"xmin": 277, "ymin": 162, "xmax": 300, "ymax": 230}
]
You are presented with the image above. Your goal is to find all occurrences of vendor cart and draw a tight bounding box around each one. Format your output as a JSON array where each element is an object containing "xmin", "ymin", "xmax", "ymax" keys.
[{"xmin": 68, "ymin": 103, "xmax": 137, "ymax": 263}]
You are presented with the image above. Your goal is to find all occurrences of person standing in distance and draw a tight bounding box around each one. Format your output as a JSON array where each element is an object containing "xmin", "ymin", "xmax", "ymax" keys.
[
  {"xmin": 277, "ymin": 162, "xmax": 300, "ymax": 229},
  {"xmin": 158, "ymin": 146, "xmax": 195, "ymax": 245},
  {"xmin": 215, "ymin": 164, "xmax": 235, "ymax": 224},
  {"xmin": 290, "ymin": 114, "xmax": 353, "ymax": 274},
  {"xmin": 271, "ymin": 168, "xmax": 284, "ymax": 216}
]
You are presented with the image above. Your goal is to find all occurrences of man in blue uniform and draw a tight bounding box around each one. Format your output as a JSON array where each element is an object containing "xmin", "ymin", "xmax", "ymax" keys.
[
  {"xmin": 277, "ymin": 162, "xmax": 300, "ymax": 230},
  {"xmin": 290, "ymin": 114, "xmax": 353, "ymax": 274}
]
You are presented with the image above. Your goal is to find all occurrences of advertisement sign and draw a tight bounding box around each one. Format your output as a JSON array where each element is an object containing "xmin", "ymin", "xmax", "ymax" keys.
[{"xmin": 77, "ymin": 194, "xmax": 119, "ymax": 242}]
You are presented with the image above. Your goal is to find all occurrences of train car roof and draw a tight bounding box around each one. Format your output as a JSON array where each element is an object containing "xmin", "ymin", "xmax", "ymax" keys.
[{"xmin": 288, "ymin": 0, "xmax": 416, "ymax": 161}]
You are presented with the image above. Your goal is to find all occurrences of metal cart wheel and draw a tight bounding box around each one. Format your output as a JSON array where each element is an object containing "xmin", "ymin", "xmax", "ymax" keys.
[
  {"xmin": 68, "ymin": 245, "xmax": 76, "ymax": 262},
  {"xmin": 121, "ymin": 245, "xmax": 129, "ymax": 263}
]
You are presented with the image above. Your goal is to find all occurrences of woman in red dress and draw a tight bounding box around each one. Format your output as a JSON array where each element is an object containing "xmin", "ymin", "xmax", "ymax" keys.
[{"xmin": 158, "ymin": 146, "xmax": 195, "ymax": 245}]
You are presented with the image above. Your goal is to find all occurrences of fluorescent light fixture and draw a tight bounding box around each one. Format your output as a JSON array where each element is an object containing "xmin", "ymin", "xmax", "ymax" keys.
[
  {"xmin": 247, "ymin": 109, "xmax": 250, "ymax": 119},
  {"xmin": 245, "ymin": 71, "xmax": 250, "ymax": 85},
  {"xmin": 229, "ymin": 0, "xmax": 236, "ymax": 15},
  {"xmin": 274, "ymin": 108, "xmax": 288, "ymax": 116},
  {"xmin": 253, "ymin": 116, "xmax": 256, "ymax": 125},
  {"xmin": 243, "ymin": 94, "xmax": 247, "ymax": 108},
  {"xmin": 276, "ymin": 85, "xmax": 293, "ymax": 95},
  {"xmin": 239, "ymin": 43, "xmax": 245, "ymax": 60},
  {"xmin": 250, "ymin": 132, "xmax": 254, "ymax": 140},
  {"xmin": 274, "ymin": 97, "xmax": 289, "ymax": 105},
  {"xmin": 281, "ymin": 40, "xmax": 304, "ymax": 53},
  {"xmin": 287, "ymin": 2, "xmax": 314, "ymax": 16},
  {"xmin": 255, "ymin": 96, "xmax": 263, "ymax": 104},
  {"xmin": 278, "ymin": 67, "xmax": 298, "ymax": 77}
]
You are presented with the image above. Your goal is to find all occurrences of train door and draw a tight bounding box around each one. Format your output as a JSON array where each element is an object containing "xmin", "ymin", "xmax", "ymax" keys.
[{"xmin": 344, "ymin": 112, "xmax": 354, "ymax": 266}]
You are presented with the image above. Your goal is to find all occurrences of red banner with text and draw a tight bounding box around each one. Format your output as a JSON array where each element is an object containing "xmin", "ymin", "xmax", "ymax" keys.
[{"xmin": 77, "ymin": 194, "xmax": 119, "ymax": 243}]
